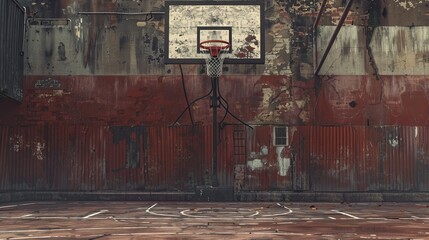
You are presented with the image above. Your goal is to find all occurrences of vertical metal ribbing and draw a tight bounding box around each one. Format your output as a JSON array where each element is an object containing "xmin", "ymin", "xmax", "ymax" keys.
[{"xmin": 0, "ymin": 0, "xmax": 25, "ymax": 101}]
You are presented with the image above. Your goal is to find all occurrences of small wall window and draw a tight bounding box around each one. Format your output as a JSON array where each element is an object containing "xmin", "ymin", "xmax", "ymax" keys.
[{"xmin": 273, "ymin": 126, "xmax": 288, "ymax": 146}]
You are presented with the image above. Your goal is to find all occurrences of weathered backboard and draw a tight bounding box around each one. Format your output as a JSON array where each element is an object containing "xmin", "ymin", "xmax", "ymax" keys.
[{"xmin": 165, "ymin": 1, "xmax": 265, "ymax": 64}]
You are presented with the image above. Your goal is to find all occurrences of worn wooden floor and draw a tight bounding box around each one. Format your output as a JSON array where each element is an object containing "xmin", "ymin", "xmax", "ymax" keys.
[{"xmin": 0, "ymin": 201, "xmax": 428, "ymax": 239}]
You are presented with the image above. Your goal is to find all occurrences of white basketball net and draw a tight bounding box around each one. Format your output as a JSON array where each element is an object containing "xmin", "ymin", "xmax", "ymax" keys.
[
  {"xmin": 204, "ymin": 53, "xmax": 227, "ymax": 77},
  {"xmin": 205, "ymin": 48, "xmax": 230, "ymax": 77},
  {"xmin": 200, "ymin": 40, "xmax": 230, "ymax": 77}
]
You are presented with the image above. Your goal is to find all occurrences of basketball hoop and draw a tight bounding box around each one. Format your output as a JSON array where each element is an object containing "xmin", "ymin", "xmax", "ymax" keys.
[{"xmin": 200, "ymin": 40, "xmax": 230, "ymax": 77}]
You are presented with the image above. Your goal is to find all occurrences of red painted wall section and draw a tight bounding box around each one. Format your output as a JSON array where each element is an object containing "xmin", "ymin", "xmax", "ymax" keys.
[
  {"xmin": 315, "ymin": 76, "xmax": 429, "ymax": 126},
  {"xmin": 0, "ymin": 124, "xmax": 229, "ymax": 191},
  {"xmin": 0, "ymin": 75, "xmax": 315, "ymax": 126}
]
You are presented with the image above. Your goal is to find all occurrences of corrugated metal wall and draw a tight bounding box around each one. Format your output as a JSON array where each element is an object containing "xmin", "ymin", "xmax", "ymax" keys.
[
  {"xmin": 0, "ymin": 0, "xmax": 25, "ymax": 101},
  {"xmin": 0, "ymin": 124, "xmax": 236, "ymax": 191},
  {"xmin": 292, "ymin": 126, "xmax": 429, "ymax": 192},
  {"xmin": 1, "ymin": 125, "xmax": 428, "ymax": 192},
  {"xmin": 243, "ymin": 126, "xmax": 293, "ymax": 191}
]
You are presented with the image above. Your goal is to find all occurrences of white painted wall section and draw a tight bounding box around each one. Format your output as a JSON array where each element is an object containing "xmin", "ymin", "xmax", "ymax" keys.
[
  {"xmin": 316, "ymin": 26, "xmax": 366, "ymax": 75},
  {"xmin": 370, "ymin": 26, "xmax": 429, "ymax": 75}
]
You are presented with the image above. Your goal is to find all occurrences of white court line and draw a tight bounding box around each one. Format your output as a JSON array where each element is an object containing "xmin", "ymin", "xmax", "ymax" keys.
[
  {"xmin": 145, "ymin": 203, "xmax": 179, "ymax": 218},
  {"xmin": 328, "ymin": 217, "xmax": 336, "ymax": 220},
  {"xmin": 331, "ymin": 210, "xmax": 361, "ymax": 219},
  {"xmin": 261, "ymin": 203, "xmax": 293, "ymax": 217},
  {"xmin": 0, "ymin": 203, "xmax": 35, "ymax": 209},
  {"xmin": 180, "ymin": 209, "xmax": 209, "ymax": 218},
  {"xmin": 146, "ymin": 203, "xmax": 158, "ymax": 212},
  {"xmin": 19, "ymin": 214, "xmax": 33, "ymax": 218},
  {"xmin": 83, "ymin": 210, "xmax": 108, "ymax": 219},
  {"xmin": 250, "ymin": 211, "xmax": 260, "ymax": 217},
  {"xmin": 181, "ymin": 207, "xmax": 258, "ymax": 218}
]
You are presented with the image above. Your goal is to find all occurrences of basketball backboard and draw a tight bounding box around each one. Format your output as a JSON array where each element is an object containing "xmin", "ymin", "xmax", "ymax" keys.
[{"xmin": 165, "ymin": 1, "xmax": 265, "ymax": 64}]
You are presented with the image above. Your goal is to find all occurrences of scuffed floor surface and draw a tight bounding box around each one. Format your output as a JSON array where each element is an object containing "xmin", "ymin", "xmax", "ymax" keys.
[{"xmin": 0, "ymin": 201, "xmax": 428, "ymax": 239}]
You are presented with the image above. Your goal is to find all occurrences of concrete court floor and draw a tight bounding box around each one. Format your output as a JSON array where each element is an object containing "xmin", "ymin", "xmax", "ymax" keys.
[{"xmin": 0, "ymin": 201, "xmax": 428, "ymax": 239}]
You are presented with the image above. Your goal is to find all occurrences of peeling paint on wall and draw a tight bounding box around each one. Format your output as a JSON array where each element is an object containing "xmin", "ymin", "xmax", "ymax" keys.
[
  {"xmin": 253, "ymin": 78, "xmax": 312, "ymax": 124},
  {"xmin": 260, "ymin": 146, "xmax": 269, "ymax": 155},
  {"xmin": 276, "ymin": 146, "xmax": 290, "ymax": 176},
  {"xmin": 234, "ymin": 164, "xmax": 245, "ymax": 191},
  {"xmin": 74, "ymin": 17, "xmax": 83, "ymax": 40},
  {"xmin": 36, "ymin": 90, "xmax": 69, "ymax": 103},
  {"xmin": 388, "ymin": 136, "xmax": 399, "ymax": 148},
  {"xmin": 10, "ymin": 135, "xmax": 23, "ymax": 152},
  {"xmin": 33, "ymin": 141, "xmax": 45, "ymax": 161},
  {"xmin": 247, "ymin": 159, "xmax": 264, "ymax": 171},
  {"xmin": 393, "ymin": 0, "xmax": 427, "ymax": 10},
  {"xmin": 261, "ymin": 87, "xmax": 273, "ymax": 108},
  {"xmin": 265, "ymin": 1, "xmax": 292, "ymax": 75}
]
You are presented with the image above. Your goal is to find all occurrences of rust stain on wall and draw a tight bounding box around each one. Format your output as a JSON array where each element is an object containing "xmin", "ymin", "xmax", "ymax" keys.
[{"xmin": 9, "ymin": 135, "xmax": 24, "ymax": 153}]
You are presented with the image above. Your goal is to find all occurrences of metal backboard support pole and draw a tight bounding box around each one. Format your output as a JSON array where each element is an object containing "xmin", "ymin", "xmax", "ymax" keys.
[
  {"xmin": 165, "ymin": 1, "xmax": 265, "ymax": 190},
  {"xmin": 211, "ymin": 76, "xmax": 219, "ymax": 186}
]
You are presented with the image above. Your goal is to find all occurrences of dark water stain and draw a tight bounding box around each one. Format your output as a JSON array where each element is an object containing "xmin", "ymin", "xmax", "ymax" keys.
[
  {"xmin": 119, "ymin": 36, "xmax": 128, "ymax": 50},
  {"xmin": 110, "ymin": 126, "xmax": 146, "ymax": 169},
  {"xmin": 58, "ymin": 42, "xmax": 67, "ymax": 61},
  {"xmin": 152, "ymin": 36, "xmax": 158, "ymax": 54}
]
